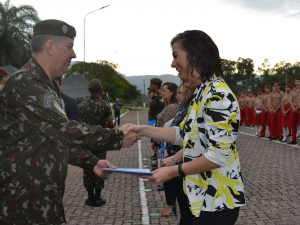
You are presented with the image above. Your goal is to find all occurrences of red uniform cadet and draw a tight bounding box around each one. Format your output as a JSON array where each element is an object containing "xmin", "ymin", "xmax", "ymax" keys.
[
  {"xmin": 269, "ymin": 82, "xmax": 284, "ymax": 140},
  {"xmin": 260, "ymin": 85, "xmax": 271, "ymax": 137}
]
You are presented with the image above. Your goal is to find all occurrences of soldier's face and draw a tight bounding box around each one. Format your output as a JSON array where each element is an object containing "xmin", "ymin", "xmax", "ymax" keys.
[
  {"xmin": 295, "ymin": 79, "xmax": 300, "ymax": 87},
  {"xmin": 0, "ymin": 76, "xmax": 6, "ymax": 85},
  {"xmin": 265, "ymin": 87, "xmax": 270, "ymax": 93},
  {"xmin": 53, "ymin": 37, "xmax": 76, "ymax": 76},
  {"xmin": 149, "ymin": 82, "xmax": 157, "ymax": 92}
]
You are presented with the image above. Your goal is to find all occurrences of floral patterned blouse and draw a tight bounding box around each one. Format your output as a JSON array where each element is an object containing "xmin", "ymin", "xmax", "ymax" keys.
[{"xmin": 174, "ymin": 75, "xmax": 245, "ymax": 216}]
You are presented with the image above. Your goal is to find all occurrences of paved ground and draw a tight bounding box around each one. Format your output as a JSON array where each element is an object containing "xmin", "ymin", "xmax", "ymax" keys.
[{"xmin": 63, "ymin": 109, "xmax": 300, "ymax": 225}]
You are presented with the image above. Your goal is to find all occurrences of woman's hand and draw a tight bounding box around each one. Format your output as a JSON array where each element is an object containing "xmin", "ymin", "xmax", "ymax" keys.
[
  {"xmin": 140, "ymin": 166, "xmax": 176, "ymax": 183},
  {"xmin": 161, "ymin": 157, "xmax": 175, "ymax": 167}
]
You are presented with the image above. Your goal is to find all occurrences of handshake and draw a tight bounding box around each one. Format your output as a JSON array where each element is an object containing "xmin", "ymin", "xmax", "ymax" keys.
[{"xmin": 119, "ymin": 123, "xmax": 143, "ymax": 147}]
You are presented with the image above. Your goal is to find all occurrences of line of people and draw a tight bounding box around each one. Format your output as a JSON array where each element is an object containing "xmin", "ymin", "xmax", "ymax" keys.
[{"xmin": 237, "ymin": 78, "xmax": 300, "ymax": 144}]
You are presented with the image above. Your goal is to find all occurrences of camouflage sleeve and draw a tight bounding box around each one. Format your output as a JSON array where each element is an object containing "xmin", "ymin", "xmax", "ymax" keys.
[
  {"xmin": 68, "ymin": 148, "xmax": 100, "ymax": 169},
  {"xmin": 105, "ymin": 103, "xmax": 114, "ymax": 122},
  {"xmin": 5, "ymin": 77, "xmax": 123, "ymax": 151}
]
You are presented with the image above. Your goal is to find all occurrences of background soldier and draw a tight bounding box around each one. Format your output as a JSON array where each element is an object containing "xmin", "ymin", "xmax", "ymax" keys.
[
  {"xmin": 246, "ymin": 91, "xmax": 255, "ymax": 126},
  {"xmin": 113, "ymin": 98, "xmax": 122, "ymax": 126},
  {"xmin": 54, "ymin": 76, "xmax": 81, "ymax": 122},
  {"xmin": 289, "ymin": 77, "xmax": 300, "ymax": 144},
  {"xmin": 0, "ymin": 68, "xmax": 8, "ymax": 90},
  {"xmin": 148, "ymin": 78, "xmax": 162, "ymax": 159},
  {"xmin": 0, "ymin": 19, "xmax": 138, "ymax": 224},
  {"xmin": 260, "ymin": 85, "xmax": 271, "ymax": 137},
  {"xmin": 78, "ymin": 79, "xmax": 115, "ymax": 207},
  {"xmin": 239, "ymin": 91, "xmax": 247, "ymax": 126},
  {"xmin": 269, "ymin": 82, "xmax": 284, "ymax": 141}
]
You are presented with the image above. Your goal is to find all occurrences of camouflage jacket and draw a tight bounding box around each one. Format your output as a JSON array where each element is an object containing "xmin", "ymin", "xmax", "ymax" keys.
[
  {"xmin": 78, "ymin": 96, "xmax": 113, "ymax": 128},
  {"xmin": 0, "ymin": 58, "xmax": 123, "ymax": 224},
  {"xmin": 148, "ymin": 92, "xmax": 161, "ymax": 121}
]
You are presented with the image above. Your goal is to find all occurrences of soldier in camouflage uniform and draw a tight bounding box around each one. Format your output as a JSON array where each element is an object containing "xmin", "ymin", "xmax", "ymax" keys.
[
  {"xmin": 148, "ymin": 78, "xmax": 163, "ymax": 121},
  {"xmin": 78, "ymin": 79, "xmax": 114, "ymax": 207},
  {"xmin": 0, "ymin": 19, "xmax": 138, "ymax": 225},
  {"xmin": 148, "ymin": 78, "xmax": 162, "ymax": 159}
]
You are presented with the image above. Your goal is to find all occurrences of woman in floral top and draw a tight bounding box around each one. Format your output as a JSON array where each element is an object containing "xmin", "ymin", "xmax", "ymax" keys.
[{"xmin": 126, "ymin": 30, "xmax": 245, "ymax": 225}]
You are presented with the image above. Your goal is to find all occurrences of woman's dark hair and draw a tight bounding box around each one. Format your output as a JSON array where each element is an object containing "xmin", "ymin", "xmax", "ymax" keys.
[
  {"xmin": 170, "ymin": 30, "xmax": 224, "ymax": 82},
  {"xmin": 163, "ymin": 82, "xmax": 178, "ymax": 105}
]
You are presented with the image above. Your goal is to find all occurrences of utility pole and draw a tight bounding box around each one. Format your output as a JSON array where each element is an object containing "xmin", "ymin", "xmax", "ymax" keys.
[
  {"xmin": 143, "ymin": 79, "xmax": 145, "ymax": 108},
  {"xmin": 83, "ymin": 5, "xmax": 110, "ymax": 77}
]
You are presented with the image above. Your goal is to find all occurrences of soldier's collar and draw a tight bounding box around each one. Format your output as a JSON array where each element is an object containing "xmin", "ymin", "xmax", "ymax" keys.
[{"xmin": 90, "ymin": 96, "xmax": 100, "ymax": 100}]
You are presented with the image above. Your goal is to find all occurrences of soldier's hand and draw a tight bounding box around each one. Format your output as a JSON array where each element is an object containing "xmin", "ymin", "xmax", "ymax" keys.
[
  {"xmin": 122, "ymin": 131, "xmax": 141, "ymax": 147},
  {"xmin": 93, "ymin": 160, "xmax": 116, "ymax": 178}
]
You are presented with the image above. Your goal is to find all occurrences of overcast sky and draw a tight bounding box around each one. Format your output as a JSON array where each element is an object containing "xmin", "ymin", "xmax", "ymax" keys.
[{"xmin": 10, "ymin": 0, "xmax": 300, "ymax": 76}]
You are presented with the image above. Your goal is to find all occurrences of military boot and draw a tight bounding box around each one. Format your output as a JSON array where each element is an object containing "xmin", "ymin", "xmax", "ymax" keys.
[
  {"xmin": 94, "ymin": 189, "xmax": 106, "ymax": 207},
  {"xmin": 85, "ymin": 189, "xmax": 94, "ymax": 206}
]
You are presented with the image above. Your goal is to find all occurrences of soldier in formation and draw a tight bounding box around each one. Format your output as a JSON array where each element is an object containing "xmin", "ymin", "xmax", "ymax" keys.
[
  {"xmin": 238, "ymin": 78, "xmax": 300, "ymax": 145},
  {"xmin": 78, "ymin": 79, "xmax": 115, "ymax": 207}
]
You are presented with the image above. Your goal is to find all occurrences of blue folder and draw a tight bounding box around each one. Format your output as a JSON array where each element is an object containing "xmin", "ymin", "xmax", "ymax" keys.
[{"xmin": 104, "ymin": 168, "xmax": 153, "ymax": 176}]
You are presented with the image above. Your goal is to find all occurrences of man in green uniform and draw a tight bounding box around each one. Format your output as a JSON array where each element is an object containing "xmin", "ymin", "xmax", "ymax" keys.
[
  {"xmin": 148, "ymin": 78, "xmax": 162, "ymax": 121},
  {"xmin": 148, "ymin": 78, "xmax": 162, "ymax": 159},
  {"xmin": 78, "ymin": 79, "xmax": 114, "ymax": 207},
  {"xmin": 0, "ymin": 19, "xmax": 138, "ymax": 224}
]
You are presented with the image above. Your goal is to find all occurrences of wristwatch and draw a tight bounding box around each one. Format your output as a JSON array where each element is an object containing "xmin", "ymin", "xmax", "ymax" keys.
[
  {"xmin": 178, "ymin": 163, "xmax": 185, "ymax": 178},
  {"xmin": 172, "ymin": 156, "xmax": 177, "ymax": 165}
]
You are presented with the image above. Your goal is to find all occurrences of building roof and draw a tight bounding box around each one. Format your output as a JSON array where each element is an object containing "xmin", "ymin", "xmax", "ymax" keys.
[
  {"xmin": 0, "ymin": 65, "xmax": 19, "ymax": 77},
  {"xmin": 61, "ymin": 76, "xmax": 90, "ymax": 98}
]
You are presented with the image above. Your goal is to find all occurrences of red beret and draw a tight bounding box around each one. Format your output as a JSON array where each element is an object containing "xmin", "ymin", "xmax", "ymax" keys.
[
  {"xmin": 236, "ymin": 94, "xmax": 240, "ymax": 96},
  {"xmin": 241, "ymin": 91, "xmax": 246, "ymax": 94},
  {"xmin": 286, "ymin": 83, "xmax": 293, "ymax": 89},
  {"xmin": 0, "ymin": 68, "xmax": 8, "ymax": 75},
  {"xmin": 249, "ymin": 91, "xmax": 253, "ymax": 94},
  {"xmin": 265, "ymin": 85, "xmax": 271, "ymax": 89},
  {"xmin": 295, "ymin": 77, "xmax": 300, "ymax": 80},
  {"xmin": 258, "ymin": 92, "xmax": 263, "ymax": 95},
  {"xmin": 274, "ymin": 82, "xmax": 281, "ymax": 86}
]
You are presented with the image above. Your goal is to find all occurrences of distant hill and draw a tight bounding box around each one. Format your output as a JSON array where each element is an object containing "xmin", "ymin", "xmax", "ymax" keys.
[{"xmin": 123, "ymin": 74, "xmax": 181, "ymax": 93}]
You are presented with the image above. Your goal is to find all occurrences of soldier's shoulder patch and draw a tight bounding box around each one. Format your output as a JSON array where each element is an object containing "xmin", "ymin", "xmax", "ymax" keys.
[{"xmin": 44, "ymin": 92, "xmax": 55, "ymax": 108}]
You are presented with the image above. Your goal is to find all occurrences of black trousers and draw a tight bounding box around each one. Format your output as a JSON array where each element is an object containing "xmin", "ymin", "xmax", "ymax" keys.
[
  {"xmin": 174, "ymin": 177, "xmax": 194, "ymax": 225},
  {"xmin": 115, "ymin": 111, "xmax": 120, "ymax": 125},
  {"xmin": 193, "ymin": 207, "xmax": 240, "ymax": 225},
  {"xmin": 163, "ymin": 177, "xmax": 177, "ymax": 206},
  {"xmin": 174, "ymin": 177, "xmax": 240, "ymax": 225}
]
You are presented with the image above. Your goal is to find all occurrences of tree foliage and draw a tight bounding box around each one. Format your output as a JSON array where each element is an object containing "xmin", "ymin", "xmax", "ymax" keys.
[
  {"xmin": 0, "ymin": 0, "xmax": 39, "ymax": 68},
  {"xmin": 66, "ymin": 61, "xmax": 141, "ymax": 103},
  {"xmin": 224, "ymin": 57, "xmax": 300, "ymax": 94}
]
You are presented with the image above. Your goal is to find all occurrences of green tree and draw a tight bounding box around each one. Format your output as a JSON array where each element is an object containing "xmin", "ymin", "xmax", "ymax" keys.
[
  {"xmin": 236, "ymin": 57, "xmax": 255, "ymax": 93},
  {"xmin": 0, "ymin": 0, "xmax": 39, "ymax": 68}
]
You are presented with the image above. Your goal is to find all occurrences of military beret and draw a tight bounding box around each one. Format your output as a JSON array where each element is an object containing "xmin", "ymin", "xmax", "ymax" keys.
[
  {"xmin": 236, "ymin": 94, "xmax": 240, "ymax": 96},
  {"xmin": 258, "ymin": 92, "xmax": 263, "ymax": 95},
  {"xmin": 241, "ymin": 91, "xmax": 246, "ymax": 94},
  {"xmin": 0, "ymin": 68, "xmax": 8, "ymax": 75},
  {"xmin": 33, "ymin": 19, "xmax": 76, "ymax": 40},
  {"xmin": 88, "ymin": 79, "xmax": 102, "ymax": 90},
  {"xmin": 150, "ymin": 78, "xmax": 162, "ymax": 84},
  {"xmin": 286, "ymin": 83, "xmax": 293, "ymax": 89},
  {"xmin": 274, "ymin": 81, "xmax": 281, "ymax": 86},
  {"xmin": 249, "ymin": 91, "xmax": 253, "ymax": 94},
  {"xmin": 296, "ymin": 77, "xmax": 300, "ymax": 81},
  {"xmin": 265, "ymin": 85, "xmax": 271, "ymax": 89}
]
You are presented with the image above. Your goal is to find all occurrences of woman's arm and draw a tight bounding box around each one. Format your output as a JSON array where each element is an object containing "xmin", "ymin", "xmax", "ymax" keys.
[
  {"xmin": 126, "ymin": 125, "xmax": 177, "ymax": 143},
  {"xmin": 142, "ymin": 155, "xmax": 219, "ymax": 183}
]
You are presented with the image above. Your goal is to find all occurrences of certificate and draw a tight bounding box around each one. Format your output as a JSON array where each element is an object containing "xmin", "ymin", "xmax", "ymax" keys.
[{"xmin": 104, "ymin": 168, "xmax": 153, "ymax": 176}]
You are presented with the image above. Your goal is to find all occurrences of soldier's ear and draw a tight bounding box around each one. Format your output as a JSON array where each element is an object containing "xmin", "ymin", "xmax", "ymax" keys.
[{"xmin": 46, "ymin": 40, "xmax": 55, "ymax": 56}]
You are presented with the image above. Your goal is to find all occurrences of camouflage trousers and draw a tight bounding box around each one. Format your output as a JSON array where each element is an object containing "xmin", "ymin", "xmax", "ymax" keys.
[{"xmin": 83, "ymin": 150, "xmax": 107, "ymax": 190}]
